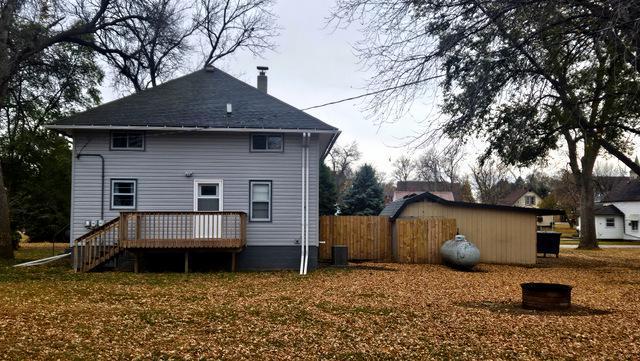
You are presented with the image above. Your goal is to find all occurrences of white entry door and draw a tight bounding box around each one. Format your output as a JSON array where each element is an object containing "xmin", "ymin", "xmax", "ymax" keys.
[{"xmin": 193, "ymin": 180, "xmax": 223, "ymax": 238}]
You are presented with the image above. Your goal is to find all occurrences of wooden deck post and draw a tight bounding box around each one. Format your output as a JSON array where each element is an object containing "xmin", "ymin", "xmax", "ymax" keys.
[
  {"xmin": 184, "ymin": 251, "xmax": 190, "ymax": 273},
  {"xmin": 134, "ymin": 251, "xmax": 139, "ymax": 273},
  {"xmin": 231, "ymin": 252, "xmax": 237, "ymax": 272}
]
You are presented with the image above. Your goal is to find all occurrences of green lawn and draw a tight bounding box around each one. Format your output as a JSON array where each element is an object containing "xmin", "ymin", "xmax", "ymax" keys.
[{"xmin": 1, "ymin": 243, "xmax": 639, "ymax": 360}]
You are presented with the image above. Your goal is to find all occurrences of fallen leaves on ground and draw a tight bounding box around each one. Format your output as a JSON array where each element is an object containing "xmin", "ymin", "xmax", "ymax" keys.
[{"xmin": 0, "ymin": 245, "xmax": 639, "ymax": 360}]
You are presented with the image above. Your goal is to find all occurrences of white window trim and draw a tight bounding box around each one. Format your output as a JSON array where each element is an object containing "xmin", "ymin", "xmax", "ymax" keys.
[
  {"xmin": 605, "ymin": 217, "xmax": 615, "ymax": 228},
  {"xmin": 250, "ymin": 134, "xmax": 284, "ymax": 152},
  {"xmin": 111, "ymin": 131, "xmax": 145, "ymax": 150},
  {"xmin": 193, "ymin": 179, "xmax": 223, "ymax": 211},
  {"xmin": 111, "ymin": 179, "xmax": 137, "ymax": 210},
  {"xmin": 250, "ymin": 180, "xmax": 272, "ymax": 221},
  {"xmin": 524, "ymin": 195, "xmax": 535, "ymax": 206}
]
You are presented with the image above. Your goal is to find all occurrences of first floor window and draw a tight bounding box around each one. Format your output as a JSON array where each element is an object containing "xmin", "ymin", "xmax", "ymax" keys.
[
  {"xmin": 111, "ymin": 179, "xmax": 136, "ymax": 209},
  {"xmin": 605, "ymin": 217, "xmax": 615, "ymax": 227},
  {"xmin": 631, "ymin": 220, "xmax": 639, "ymax": 231},
  {"xmin": 250, "ymin": 181, "xmax": 272, "ymax": 221}
]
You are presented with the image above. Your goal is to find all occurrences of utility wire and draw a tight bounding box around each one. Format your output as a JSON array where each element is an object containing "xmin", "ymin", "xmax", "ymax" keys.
[{"xmin": 301, "ymin": 74, "xmax": 444, "ymax": 111}]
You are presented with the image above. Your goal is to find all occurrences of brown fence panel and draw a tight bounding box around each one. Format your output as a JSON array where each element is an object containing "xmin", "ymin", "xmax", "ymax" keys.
[
  {"xmin": 319, "ymin": 216, "xmax": 392, "ymax": 261},
  {"xmin": 396, "ymin": 218, "xmax": 457, "ymax": 264}
]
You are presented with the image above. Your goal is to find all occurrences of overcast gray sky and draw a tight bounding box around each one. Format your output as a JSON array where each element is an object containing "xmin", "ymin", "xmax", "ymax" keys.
[{"xmin": 100, "ymin": 0, "xmax": 640, "ymax": 181}]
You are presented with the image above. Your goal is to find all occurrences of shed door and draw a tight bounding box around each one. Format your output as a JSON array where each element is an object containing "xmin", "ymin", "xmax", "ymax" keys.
[{"xmin": 193, "ymin": 180, "xmax": 223, "ymax": 238}]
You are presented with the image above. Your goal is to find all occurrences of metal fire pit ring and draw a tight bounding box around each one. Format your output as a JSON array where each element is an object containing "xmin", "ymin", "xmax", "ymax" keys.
[{"xmin": 521, "ymin": 283, "xmax": 572, "ymax": 310}]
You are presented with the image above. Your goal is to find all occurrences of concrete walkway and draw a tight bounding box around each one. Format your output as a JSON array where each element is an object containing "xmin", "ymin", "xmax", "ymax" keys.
[{"xmin": 560, "ymin": 244, "xmax": 640, "ymax": 249}]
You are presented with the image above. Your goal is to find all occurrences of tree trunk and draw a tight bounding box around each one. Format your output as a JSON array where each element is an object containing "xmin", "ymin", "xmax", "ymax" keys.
[
  {"xmin": 0, "ymin": 160, "xmax": 13, "ymax": 259},
  {"xmin": 577, "ymin": 172, "xmax": 598, "ymax": 249}
]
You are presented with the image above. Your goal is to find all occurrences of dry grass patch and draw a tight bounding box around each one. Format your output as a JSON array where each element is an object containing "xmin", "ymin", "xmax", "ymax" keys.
[{"xmin": 0, "ymin": 245, "xmax": 639, "ymax": 360}]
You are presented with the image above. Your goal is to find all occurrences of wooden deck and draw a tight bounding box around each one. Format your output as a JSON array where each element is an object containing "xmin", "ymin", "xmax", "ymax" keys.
[
  {"xmin": 74, "ymin": 211, "xmax": 247, "ymax": 272},
  {"xmin": 119, "ymin": 211, "xmax": 247, "ymax": 249}
]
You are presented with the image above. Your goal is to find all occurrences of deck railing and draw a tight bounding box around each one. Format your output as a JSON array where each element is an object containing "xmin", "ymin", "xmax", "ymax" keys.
[
  {"xmin": 74, "ymin": 217, "xmax": 121, "ymax": 272},
  {"xmin": 119, "ymin": 211, "xmax": 247, "ymax": 249}
]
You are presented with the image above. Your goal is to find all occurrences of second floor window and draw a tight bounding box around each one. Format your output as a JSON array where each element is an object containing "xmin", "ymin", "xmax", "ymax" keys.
[
  {"xmin": 251, "ymin": 134, "xmax": 283, "ymax": 152},
  {"xmin": 111, "ymin": 131, "xmax": 144, "ymax": 150}
]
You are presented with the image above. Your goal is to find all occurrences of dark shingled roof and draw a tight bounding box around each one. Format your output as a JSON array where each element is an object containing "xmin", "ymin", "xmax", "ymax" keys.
[
  {"xmin": 498, "ymin": 188, "xmax": 531, "ymax": 206},
  {"xmin": 49, "ymin": 67, "xmax": 338, "ymax": 131},
  {"xmin": 380, "ymin": 192, "xmax": 564, "ymax": 220},
  {"xmin": 602, "ymin": 178, "xmax": 640, "ymax": 202},
  {"xmin": 593, "ymin": 204, "xmax": 624, "ymax": 216}
]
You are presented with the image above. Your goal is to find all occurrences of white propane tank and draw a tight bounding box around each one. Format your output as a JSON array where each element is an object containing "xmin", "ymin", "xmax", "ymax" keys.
[{"xmin": 440, "ymin": 234, "xmax": 480, "ymax": 269}]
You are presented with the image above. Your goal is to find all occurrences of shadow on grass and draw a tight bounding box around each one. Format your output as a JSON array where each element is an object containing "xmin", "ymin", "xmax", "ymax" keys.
[{"xmin": 459, "ymin": 300, "xmax": 613, "ymax": 317}]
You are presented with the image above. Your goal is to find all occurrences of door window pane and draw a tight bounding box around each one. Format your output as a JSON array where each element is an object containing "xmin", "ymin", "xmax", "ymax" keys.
[
  {"xmin": 197, "ymin": 198, "xmax": 220, "ymax": 211},
  {"xmin": 199, "ymin": 185, "xmax": 218, "ymax": 196}
]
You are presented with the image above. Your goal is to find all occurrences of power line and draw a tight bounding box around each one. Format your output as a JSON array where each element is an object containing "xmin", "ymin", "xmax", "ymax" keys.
[{"xmin": 301, "ymin": 74, "xmax": 444, "ymax": 111}]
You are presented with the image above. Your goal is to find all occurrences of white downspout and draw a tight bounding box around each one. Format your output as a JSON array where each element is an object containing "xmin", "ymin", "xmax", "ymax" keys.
[
  {"xmin": 303, "ymin": 133, "xmax": 310, "ymax": 275},
  {"xmin": 299, "ymin": 132, "xmax": 306, "ymax": 274}
]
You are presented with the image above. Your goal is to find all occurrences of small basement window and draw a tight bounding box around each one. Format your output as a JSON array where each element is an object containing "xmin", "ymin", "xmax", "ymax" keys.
[
  {"xmin": 631, "ymin": 220, "xmax": 639, "ymax": 231},
  {"xmin": 111, "ymin": 131, "xmax": 144, "ymax": 150},
  {"xmin": 605, "ymin": 217, "xmax": 615, "ymax": 228},
  {"xmin": 250, "ymin": 181, "xmax": 272, "ymax": 221},
  {"xmin": 111, "ymin": 179, "xmax": 137, "ymax": 209},
  {"xmin": 251, "ymin": 134, "xmax": 283, "ymax": 152}
]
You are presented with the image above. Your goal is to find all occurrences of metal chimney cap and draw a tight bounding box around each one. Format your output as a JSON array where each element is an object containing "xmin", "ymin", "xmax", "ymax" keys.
[{"xmin": 257, "ymin": 66, "xmax": 269, "ymax": 71}]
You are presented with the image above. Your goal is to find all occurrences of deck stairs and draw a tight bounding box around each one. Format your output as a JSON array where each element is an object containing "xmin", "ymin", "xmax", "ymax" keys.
[{"xmin": 74, "ymin": 217, "xmax": 123, "ymax": 272}]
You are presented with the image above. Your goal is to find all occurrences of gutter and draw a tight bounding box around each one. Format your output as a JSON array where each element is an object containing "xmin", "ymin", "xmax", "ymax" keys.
[{"xmin": 44, "ymin": 124, "xmax": 339, "ymax": 134}]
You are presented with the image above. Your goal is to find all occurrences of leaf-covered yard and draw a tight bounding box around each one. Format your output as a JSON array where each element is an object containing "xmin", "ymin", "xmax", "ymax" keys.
[{"xmin": 1, "ymin": 244, "xmax": 639, "ymax": 360}]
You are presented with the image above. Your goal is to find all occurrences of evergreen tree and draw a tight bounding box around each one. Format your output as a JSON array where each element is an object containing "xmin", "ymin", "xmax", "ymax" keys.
[
  {"xmin": 340, "ymin": 164, "xmax": 384, "ymax": 215},
  {"xmin": 319, "ymin": 163, "xmax": 338, "ymax": 215},
  {"xmin": 459, "ymin": 178, "xmax": 475, "ymax": 203}
]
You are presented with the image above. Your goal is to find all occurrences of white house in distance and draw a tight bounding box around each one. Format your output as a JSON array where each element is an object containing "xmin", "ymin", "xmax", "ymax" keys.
[
  {"xmin": 498, "ymin": 188, "xmax": 556, "ymax": 227},
  {"xmin": 592, "ymin": 175, "xmax": 640, "ymax": 241}
]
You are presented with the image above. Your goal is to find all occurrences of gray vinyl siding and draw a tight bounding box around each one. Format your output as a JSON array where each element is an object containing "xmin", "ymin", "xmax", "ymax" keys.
[{"xmin": 70, "ymin": 131, "xmax": 319, "ymax": 248}]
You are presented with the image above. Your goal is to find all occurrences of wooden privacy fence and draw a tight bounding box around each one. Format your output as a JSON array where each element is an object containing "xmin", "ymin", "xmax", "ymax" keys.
[
  {"xmin": 319, "ymin": 216, "xmax": 392, "ymax": 261},
  {"xmin": 319, "ymin": 215, "xmax": 457, "ymax": 264},
  {"xmin": 396, "ymin": 218, "xmax": 457, "ymax": 264}
]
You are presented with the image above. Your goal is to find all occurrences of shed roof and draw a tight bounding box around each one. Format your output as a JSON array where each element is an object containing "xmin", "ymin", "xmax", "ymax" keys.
[
  {"xmin": 380, "ymin": 192, "xmax": 564, "ymax": 220},
  {"xmin": 48, "ymin": 67, "xmax": 338, "ymax": 132}
]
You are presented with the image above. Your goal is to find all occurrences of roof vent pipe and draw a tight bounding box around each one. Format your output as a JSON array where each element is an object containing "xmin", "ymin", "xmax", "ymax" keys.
[{"xmin": 257, "ymin": 66, "xmax": 268, "ymax": 93}]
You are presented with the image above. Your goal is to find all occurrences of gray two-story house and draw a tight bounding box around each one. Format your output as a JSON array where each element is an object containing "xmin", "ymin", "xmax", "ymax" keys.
[{"xmin": 47, "ymin": 66, "xmax": 340, "ymax": 273}]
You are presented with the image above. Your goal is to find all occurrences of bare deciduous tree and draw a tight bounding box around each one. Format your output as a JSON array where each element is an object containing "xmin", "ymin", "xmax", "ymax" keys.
[
  {"xmin": 327, "ymin": 141, "xmax": 361, "ymax": 199},
  {"xmin": 414, "ymin": 146, "xmax": 463, "ymax": 184},
  {"xmin": 94, "ymin": 0, "xmax": 278, "ymax": 92},
  {"xmin": 471, "ymin": 158, "xmax": 510, "ymax": 205},
  {"xmin": 391, "ymin": 155, "xmax": 414, "ymax": 182}
]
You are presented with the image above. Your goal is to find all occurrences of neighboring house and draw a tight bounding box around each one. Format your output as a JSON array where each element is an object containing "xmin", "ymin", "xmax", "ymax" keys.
[
  {"xmin": 591, "ymin": 178, "xmax": 640, "ymax": 241},
  {"xmin": 393, "ymin": 181, "xmax": 463, "ymax": 202},
  {"xmin": 498, "ymin": 188, "xmax": 541, "ymax": 208},
  {"xmin": 380, "ymin": 192, "xmax": 563, "ymax": 264},
  {"xmin": 499, "ymin": 188, "xmax": 558, "ymax": 228},
  {"xmin": 47, "ymin": 66, "xmax": 340, "ymax": 271}
]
